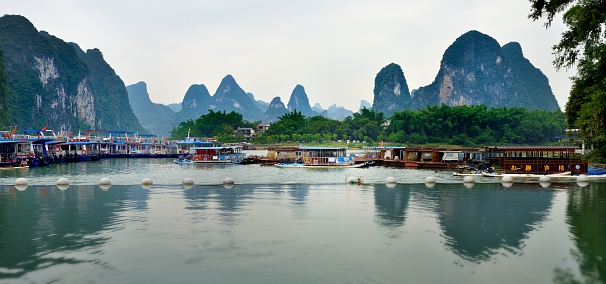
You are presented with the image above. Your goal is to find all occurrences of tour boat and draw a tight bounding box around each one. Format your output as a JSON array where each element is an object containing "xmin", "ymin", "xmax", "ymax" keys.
[{"xmin": 274, "ymin": 146, "xmax": 366, "ymax": 168}]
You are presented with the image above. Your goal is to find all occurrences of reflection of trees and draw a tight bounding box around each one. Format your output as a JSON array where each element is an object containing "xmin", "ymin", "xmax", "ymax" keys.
[
  {"xmin": 373, "ymin": 185, "xmax": 410, "ymax": 227},
  {"xmin": 434, "ymin": 184, "xmax": 553, "ymax": 262},
  {"xmin": 0, "ymin": 185, "xmax": 132, "ymax": 279},
  {"xmin": 554, "ymin": 183, "xmax": 606, "ymax": 283}
]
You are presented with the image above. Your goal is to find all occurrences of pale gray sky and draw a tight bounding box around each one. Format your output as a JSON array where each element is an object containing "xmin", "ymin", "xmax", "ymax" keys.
[{"xmin": 3, "ymin": 0, "xmax": 572, "ymax": 111}]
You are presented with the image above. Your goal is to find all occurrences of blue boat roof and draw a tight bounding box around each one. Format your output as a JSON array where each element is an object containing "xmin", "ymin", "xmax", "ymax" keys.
[{"xmin": 176, "ymin": 139, "xmax": 214, "ymax": 145}]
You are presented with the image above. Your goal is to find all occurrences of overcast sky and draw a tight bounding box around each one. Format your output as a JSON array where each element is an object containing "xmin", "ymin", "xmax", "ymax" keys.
[{"xmin": 3, "ymin": 0, "xmax": 572, "ymax": 111}]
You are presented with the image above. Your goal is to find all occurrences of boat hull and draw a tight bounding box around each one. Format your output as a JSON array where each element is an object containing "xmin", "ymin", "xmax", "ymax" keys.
[{"xmin": 275, "ymin": 162, "xmax": 368, "ymax": 169}]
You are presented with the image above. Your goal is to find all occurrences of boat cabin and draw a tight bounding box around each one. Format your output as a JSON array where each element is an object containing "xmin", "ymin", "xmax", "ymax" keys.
[
  {"xmin": 484, "ymin": 146, "xmax": 588, "ymax": 174},
  {"xmin": 300, "ymin": 146, "xmax": 354, "ymax": 166}
]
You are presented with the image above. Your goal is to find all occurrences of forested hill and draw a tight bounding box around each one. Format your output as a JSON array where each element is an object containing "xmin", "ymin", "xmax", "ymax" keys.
[
  {"xmin": 372, "ymin": 31, "xmax": 560, "ymax": 114},
  {"xmin": 0, "ymin": 48, "xmax": 9, "ymax": 126},
  {"xmin": 411, "ymin": 30, "xmax": 559, "ymax": 110},
  {"xmin": 0, "ymin": 15, "xmax": 146, "ymax": 133}
]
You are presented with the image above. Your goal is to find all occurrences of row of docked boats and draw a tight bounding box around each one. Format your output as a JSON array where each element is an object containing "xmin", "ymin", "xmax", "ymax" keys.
[
  {"xmin": 451, "ymin": 145, "xmax": 606, "ymax": 181},
  {"xmin": 0, "ymin": 128, "xmax": 244, "ymax": 169},
  {"xmin": 237, "ymin": 145, "xmax": 602, "ymax": 178}
]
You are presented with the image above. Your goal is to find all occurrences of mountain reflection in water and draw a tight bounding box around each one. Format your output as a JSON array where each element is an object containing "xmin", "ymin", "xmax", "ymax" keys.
[{"xmin": 0, "ymin": 182, "xmax": 604, "ymax": 283}]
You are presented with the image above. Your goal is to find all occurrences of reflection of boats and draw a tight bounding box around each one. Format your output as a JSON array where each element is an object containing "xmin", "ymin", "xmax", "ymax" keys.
[
  {"xmin": 0, "ymin": 164, "xmax": 29, "ymax": 170},
  {"xmin": 274, "ymin": 146, "xmax": 363, "ymax": 168}
]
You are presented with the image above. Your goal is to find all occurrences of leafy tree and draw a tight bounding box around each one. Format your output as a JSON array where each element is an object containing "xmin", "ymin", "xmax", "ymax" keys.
[
  {"xmin": 170, "ymin": 110, "xmax": 254, "ymax": 139},
  {"xmin": 529, "ymin": 0, "xmax": 606, "ymax": 142},
  {"xmin": 0, "ymin": 48, "xmax": 8, "ymax": 127}
]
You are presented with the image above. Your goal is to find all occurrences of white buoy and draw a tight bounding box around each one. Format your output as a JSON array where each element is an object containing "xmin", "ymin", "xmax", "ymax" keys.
[
  {"xmin": 223, "ymin": 178, "xmax": 235, "ymax": 188},
  {"xmin": 14, "ymin": 178, "xmax": 28, "ymax": 191},
  {"xmin": 501, "ymin": 175, "xmax": 514, "ymax": 184},
  {"xmin": 57, "ymin": 178, "xmax": 69, "ymax": 185},
  {"xmin": 502, "ymin": 182, "xmax": 513, "ymax": 188},
  {"xmin": 141, "ymin": 178, "xmax": 153, "ymax": 189},
  {"xmin": 182, "ymin": 178, "xmax": 195, "ymax": 189},
  {"xmin": 539, "ymin": 175, "xmax": 551, "ymax": 188},
  {"xmin": 56, "ymin": 178, "xmax": 70, "ymax": 190},
  {"xmin": 463, "ymin": 176, "xmax": 475, "ymax": 184},
  {"xmin": 425, "ymin": 176, "xmax": 436, "ymax": 184},
  {"xmin": 577, "ymin": 175, "xmax": 589, "ymax": 187},
  {"xmin": 386, "ymin": 177, "xmax": 397, "ymax": 184},
  {"xmin": 99, "ymin": 178, "xmax": 112, "ymax": 190}
]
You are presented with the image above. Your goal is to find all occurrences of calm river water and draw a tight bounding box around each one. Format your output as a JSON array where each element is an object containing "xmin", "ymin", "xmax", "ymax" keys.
[{"xmin": 1, "ymin": 151, "xmax": 605, "ymax": 283}]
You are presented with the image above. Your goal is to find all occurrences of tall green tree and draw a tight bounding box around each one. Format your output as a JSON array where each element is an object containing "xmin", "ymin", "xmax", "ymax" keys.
[
  {"xmin": 0, "ymin": 48, "xmax": 8, "ymax": 127},
  {"xmin": 170, "ymin": 110, "xmax": 255, "ymax": 140},
  {"xmin": 529, "ymin": 0, "xmax": 606, "ymax": 139}
]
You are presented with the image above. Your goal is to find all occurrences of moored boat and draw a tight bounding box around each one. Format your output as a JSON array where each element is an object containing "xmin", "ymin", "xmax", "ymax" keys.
[
  {"xmin": 484, "ymin": 145, "xmax": 588, "ymax": 175},
  {"xmin": 274, "ymin": 146, "xmax": 363, "ymax": 168},
  {"xmin": 176, "ymin": 141, "xmax": 245, "ymax": 164}
]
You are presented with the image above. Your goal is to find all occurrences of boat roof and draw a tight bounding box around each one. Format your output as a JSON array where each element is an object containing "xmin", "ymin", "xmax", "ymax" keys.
[
  {"xmin": 300, "ymin": 146, "xmax": 347, "ymax": 150},
  {"xmin": 190, "ymin": 145, "xmax": 241, "ymax": 150},
  {"xmin": 0, "ymin": 139, "xmax": 31, "ymax": 144},
  {"xmin": 59, "ymin": 141, "xmax": 100, "ymax": 145},
  {"xmin": 484, "ymin": 146, "xmax": 579, "ymax": 151},
  {"xmin": 363, "ymin": 146, "xmax": 406, "ymax": 149},
  {"xmin": 176, "ymin": 139, "xmax": 214, "ymax": 145}
]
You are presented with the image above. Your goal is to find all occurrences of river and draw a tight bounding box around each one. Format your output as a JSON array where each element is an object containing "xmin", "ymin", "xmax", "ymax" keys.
[{"xmin": 0, "ymin": 153, "xmax": 605, "ymax": 283}]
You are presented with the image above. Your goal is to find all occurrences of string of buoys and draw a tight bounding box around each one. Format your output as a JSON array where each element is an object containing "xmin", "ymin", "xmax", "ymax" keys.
[{"xmin": 9, "ymin": 174, "xmax": 594, "ymax": 191}]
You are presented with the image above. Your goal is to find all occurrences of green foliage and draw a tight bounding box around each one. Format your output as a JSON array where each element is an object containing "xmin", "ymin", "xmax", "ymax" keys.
[
  {"xmin": 529, "ymin": 0, "xmax": 606, "ymax": 160},
  {"xmin": 385, "ymin": 105, "xmax": 566, "ymax": 146},
  {"xmin": 170, "ymin": 110, "xmax": 255, "ymax": 139},
  {"xmin": 84, "ymin": 48, "xmax": 146, "ymax": 132},
  {"xmin": 0, "ymin": 48, "xmax": 9, "ymax": 127},
  {"xmin": 256, "ymin": 105, "xmax": 565, "ymax": 146}
]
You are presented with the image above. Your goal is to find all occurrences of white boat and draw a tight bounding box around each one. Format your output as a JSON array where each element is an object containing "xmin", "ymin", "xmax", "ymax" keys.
[
  {"xmin": 275, "ymin": 162, "xmax": 368, "ymax": 169},
  {"xmin": 274, "ymin": 146, "xmax": 364, "ymax": 168},
  {"xmin": 452, "ymin": 172, "xmax": 485, "ymax": 177},
  {"xmin": 176, "ymin": 141, "xmax": 245, "ymax": 164},
  {"xmin": 173, "ymin": 158, "xmax": 194, "ymax": 164}
]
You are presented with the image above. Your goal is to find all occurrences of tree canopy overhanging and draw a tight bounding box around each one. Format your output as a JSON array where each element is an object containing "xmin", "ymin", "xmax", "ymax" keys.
[{"xmin": 528, "ymin": 0, "xmax": 606, "ymax": 161}]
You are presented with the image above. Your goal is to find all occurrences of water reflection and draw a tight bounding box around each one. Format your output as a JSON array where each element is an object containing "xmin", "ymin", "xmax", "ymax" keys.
[
  {"xmin": 373, "ymin": 185, "xmax": 410, "ymax": 227},
  {"xmin": 430, "ymin": 184, "xmax": 554, "ymax": 262},
  {"xmin": 555, "ymin": 183, "xmax": 606, "ymax": 283},
  {"xmin": 0, "ymin": 185, "xmax": 139, "ymax": 279}
]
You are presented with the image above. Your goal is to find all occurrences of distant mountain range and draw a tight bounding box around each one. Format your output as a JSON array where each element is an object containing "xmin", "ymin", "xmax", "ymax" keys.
[{"xmin": 0, "ymin": 15, "xmax": 561, "ymax": 137}]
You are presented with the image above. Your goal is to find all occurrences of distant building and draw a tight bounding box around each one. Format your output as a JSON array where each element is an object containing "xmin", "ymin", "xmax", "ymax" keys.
[
  {"xmin": 235, "ymin": 127, "xmax": 255, "ymax": 140},
  {"xmin": 257, "ymin": 124, "xmax": 270, "ymax": 133}
]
